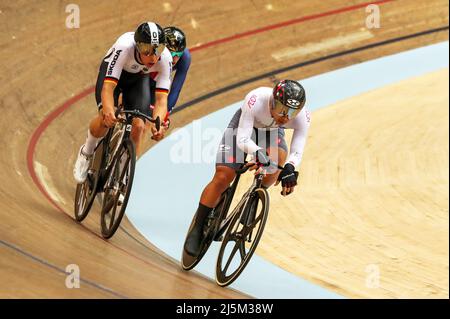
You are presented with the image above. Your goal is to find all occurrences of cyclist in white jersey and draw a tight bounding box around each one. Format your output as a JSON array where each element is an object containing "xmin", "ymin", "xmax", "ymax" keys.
[
  {"xmin": 73, "ymin": 22, "xmax": 172, "ymax": 183},
  {"xmin": 184, "ymin": 80, "xmax": 311, "ymax": 257}
]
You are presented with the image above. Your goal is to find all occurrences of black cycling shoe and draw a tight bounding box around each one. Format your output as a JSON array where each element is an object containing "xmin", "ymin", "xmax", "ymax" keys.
[
  {"xmin": 184, "ymin": 203, "xmax": 214, "ymax": 257},
  {"xmin": 184, "ymin": 225, "xmax": 204, "ymax": 257}
]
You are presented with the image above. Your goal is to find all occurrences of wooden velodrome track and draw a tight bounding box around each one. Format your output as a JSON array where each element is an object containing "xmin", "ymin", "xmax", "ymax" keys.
[{"xmin": 0, "ymin": 0, "xmax": 448, "ymax": 298}]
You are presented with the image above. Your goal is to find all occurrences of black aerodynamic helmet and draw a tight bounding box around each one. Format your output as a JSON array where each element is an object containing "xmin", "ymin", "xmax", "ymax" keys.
[
  {"xmin": 134, "ymin": 22, "xmax": 166, "ymax": 56},
  {"xmin": 272, "ymin": 80, "xmax": 306, "ymax": 119},
  {"xmin": 164, "ymin": 26, "xmax": 187, "ymax": 53}
]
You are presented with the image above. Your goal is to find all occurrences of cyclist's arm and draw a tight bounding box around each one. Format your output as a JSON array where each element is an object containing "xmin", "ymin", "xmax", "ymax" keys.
[
  {"xmin": 236, "ymin": 98, "xmax": 261, "ymax": 154},
  {"xmin": 153, "ymin": 51, "xmax": 172, "ymax": 124},
  {"xmin": 153, "ymin": 89, "xmax": 169, "ymax": 124},
  {"xmin": 101, "ymin": 81, "xmax": 117, "ymax": 113},
  {"xmin": 285, "ymin": 109, "xmax": 311, "ymax": 167},
  {"xmin": 168, "ymin": 49, "xmax": 191, "ymax": 112}
]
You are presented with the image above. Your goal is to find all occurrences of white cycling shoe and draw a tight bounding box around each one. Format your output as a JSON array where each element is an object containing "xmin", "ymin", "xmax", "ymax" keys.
[{"xmin": 73, "ymin": 145, "xmax": 92, "ymax": 184}]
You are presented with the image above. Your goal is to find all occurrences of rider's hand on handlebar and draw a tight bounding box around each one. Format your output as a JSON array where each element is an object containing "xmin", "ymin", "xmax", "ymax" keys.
[
  {"xmin": 151, "ymin": 124, "xmax": 165, "ymax": 141},
  {"xmin": 244, "ymin": 161, "xmax": 260, "ymax": 171},
  {"xmin": 102, "ymin": 107, "xmax": 117, "ymax": 128},
  {"xmin": 246, "ymin": 149, "xmax": 271, "ymax": 174},
  {"xmin": 162, "ymin": 118, "xmax": 170, "ymax": 130}
]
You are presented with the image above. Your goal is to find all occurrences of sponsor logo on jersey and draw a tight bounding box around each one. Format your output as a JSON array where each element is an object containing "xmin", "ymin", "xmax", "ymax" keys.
[
  {"xmin": 247, "ymin": 95, "xmax": 257, "ymax": 109},
  {"xmin": 238, "ymin": 137, "xmax": 250, "ymax": 144},
  {"xmin": 305, "ymin": 110, "xmax": 311, "ymax": 123},
  {"xmin": 131, "ymin": 64, "xmax": 139, "ymax": 70},
  {"xmin": 218, "ymin": 144, "xmax": 231, "ymax": 152},
  {"xmin": 107, "ymin": 49, "xmax": 122, "ymax": 76}
]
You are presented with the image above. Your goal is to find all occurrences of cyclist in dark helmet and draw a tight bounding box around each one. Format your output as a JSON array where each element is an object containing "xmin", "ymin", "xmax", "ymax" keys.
[
  {"xmin": 184, "ymin": 80, "xmax": 311, "ymax": 257},
  {"xmin": 74, "ymin": 21, "xmax": 171, "ymax": 184},
  {"xmin": 163, "ymin": 26, "xmax": 191, "ymax": 113}
]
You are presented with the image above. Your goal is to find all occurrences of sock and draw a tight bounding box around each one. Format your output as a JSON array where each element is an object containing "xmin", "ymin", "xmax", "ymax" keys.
[
  {"xmin": 84, "ymin": 129, "xmax": 100, "ymax": 155},
  {"xmin": 195, "ymin": 203, "xmax": 214, "ymax": 224}
]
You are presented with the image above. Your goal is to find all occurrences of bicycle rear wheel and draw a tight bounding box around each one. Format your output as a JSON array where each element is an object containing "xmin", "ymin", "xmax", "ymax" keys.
[
  {"xmin": 100, "ymin": 139, "xmax": 136, "ymax": 239},
  {"xmin": 182, "ymin": 189, "xmax": 230, "ymax": 271},
  {"xmin": 215, "ymin": 188, "xmax": 269, "ymax": 287}
]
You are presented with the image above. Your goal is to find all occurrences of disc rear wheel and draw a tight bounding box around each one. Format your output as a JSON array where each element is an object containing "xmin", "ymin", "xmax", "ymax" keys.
[
  {"xmin": 74, "ymin": 165, "xmax": 99, "ymax": 222},
  {"xmin": 182, "ymin": 189, "xmax": 230, "ymax": 271}
]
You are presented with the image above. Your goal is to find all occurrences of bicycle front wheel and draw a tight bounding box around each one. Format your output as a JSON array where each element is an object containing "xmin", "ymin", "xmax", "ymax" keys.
[
  {"xmin": 100, "ymin": 139, "xmax": 136, "ymax": 239},
  {"xmin": 215, "ymin": 187, "xmax": 269, "ymax": 287}
]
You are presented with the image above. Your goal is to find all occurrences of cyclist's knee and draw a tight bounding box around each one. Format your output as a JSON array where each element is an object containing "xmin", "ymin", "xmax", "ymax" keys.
[
  {"xmin": 89, "ymin": 113, "xmax": 108, "ymax": 138},
  {"xmin": 131, "ymin": 118, "xmax": 145, "ymax": 136},
  {"xmin": 212, "ymin": 166, "xmax": 235, "ymax": 190}
]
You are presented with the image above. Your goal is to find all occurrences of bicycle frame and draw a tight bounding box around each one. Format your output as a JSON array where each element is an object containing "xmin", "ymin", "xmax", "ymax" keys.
[
  {"xmin": 90, "ymin": 108, "xmax": 160, "ymax": 194},
  {"xmin": 214, "ymin": 167, "xmax": 265, "ymax": 241}
]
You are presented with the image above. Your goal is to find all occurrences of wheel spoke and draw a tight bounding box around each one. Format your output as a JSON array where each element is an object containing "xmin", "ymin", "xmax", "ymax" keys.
[
  {"xmin": 77, "ymin": 187, "xmax": 85, "ymax": 210},
  {"xmin": 118, "ymin": 156, "xmax": 130, "ymax": 186},
  {"xmin": 222, "ymin": 239, "xmax": 241, "ymax": 274},
  {"xmin": 240, "ymin": 225, "xmax": 253, "ymax": 239},
  {"xmin": 109, "ymin": 197, "xmax": 118, "ymax": 229},
  {"xmin": 249, "ymin": 210, "xmax": 263, "ymax": 228},
  {"xmin": 238, "ymin": 240, "xmax": 246, "ymax": 260},
  {"xmin": 237, "ymin": 202, "xmax": 262, "ymax": 240}
]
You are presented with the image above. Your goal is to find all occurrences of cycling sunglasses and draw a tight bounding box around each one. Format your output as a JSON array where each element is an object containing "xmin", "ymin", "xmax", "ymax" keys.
[
  {"xmin": 170, "ymin": 50, "xmax": 184, "ymax": 58},
  {"xmin": 272, "ymin": 99, "xmax": 302, "ymax": 119},
  {"xmin": 136, "ymin": 42, "xmax": 165, "ymax": 57}
]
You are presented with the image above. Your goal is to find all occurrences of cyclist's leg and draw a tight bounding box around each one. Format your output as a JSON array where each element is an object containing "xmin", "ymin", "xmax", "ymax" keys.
[
  {"xmin": 200, "ymin": 166, "xmax": 236, "ymax": 207},
  {"xmin": 130, "ymin": 117, "xmax": 146, "ymax": 155},
  {"xmin": 74, "ymin": 61, "xmax": 119, "ymax": 182},
  {"xmin": 197, "ymin": 109, "xmax": 245, "ymax": 208},
  {"xmin": 121, "ymin": 73, "xmax": 151, "ymax": 156},
  {"xmin": 86, "ymin": 61, "xmax": 121, "ymax": 153},
  {"xmin": 185, "ymin": 113, "xmax": 244, "ymax": 256},
  {"xmin": 261, "ymin": 128, "xmax": 288, "ymax": 187},
  {"xmin": 143, "ymin": 79, "xmax": 156, "ymax": 135}
]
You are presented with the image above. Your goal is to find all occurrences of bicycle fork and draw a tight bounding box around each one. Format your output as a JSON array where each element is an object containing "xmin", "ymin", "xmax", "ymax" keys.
[{"xmin": 239, "ymin": 174, "xmax": 264, "ymax": 242}]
